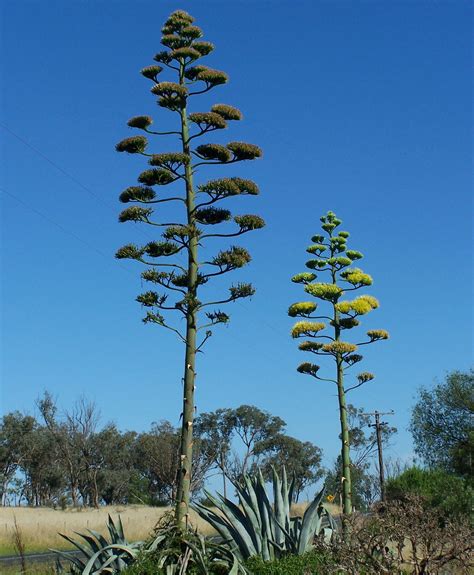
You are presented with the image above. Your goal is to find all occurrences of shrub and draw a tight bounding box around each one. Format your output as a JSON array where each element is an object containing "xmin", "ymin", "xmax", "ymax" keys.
[
  {"xmin": 385, "ymin": 466, "xmax": 473, "ymax": 517},
  {"xmin": 245, "ymin": 550, "xmax": 333, "ymax": 575}
]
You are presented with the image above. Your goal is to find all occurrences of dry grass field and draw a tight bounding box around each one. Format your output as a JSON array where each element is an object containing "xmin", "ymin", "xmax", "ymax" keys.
[
  {"xmin": 0, "ymin": 505, "xmax": 212, "ymax": 556},
  {"xmin": 0, "ymin": 502, "xmax": 340, "ymax": 557}
]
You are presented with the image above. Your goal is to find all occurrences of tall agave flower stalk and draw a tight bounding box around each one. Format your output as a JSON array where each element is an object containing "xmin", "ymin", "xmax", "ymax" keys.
[
  {"xmin": 289, "ymin": 212, "xmax": 388, "ymax": 517},
  {"xmin": 115, "ymin": 10, "xmax": 263, "ymax": 527}
]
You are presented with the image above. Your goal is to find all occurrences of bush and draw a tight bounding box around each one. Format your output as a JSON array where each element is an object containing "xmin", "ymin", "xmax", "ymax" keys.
[
  {"xmin": 385, "ymin": 466, "xmax": 472, "ymax": 517},
  {"xmin": 245, "ymin": 551, "xmax": 333, "ymax": 575}
]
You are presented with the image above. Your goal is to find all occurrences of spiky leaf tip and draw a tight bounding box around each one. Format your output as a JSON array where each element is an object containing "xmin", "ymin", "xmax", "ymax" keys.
[
  {"xmin": 189, "ymin": 112, "xmax": 227, "ymax": 130},
  {"xmin": 138, "ymin": 169, "xmax": 175, "ymax": 186},
  {"xmin": 288, "ymin": 302, "xmax": 318, "ymax": 317},
  {"xmin": 115, "ymin": 244, "xmax": 144, "ymax": 260},
  {"xmin": 305, "ymin": 283, "xmax": 343, "ymax": 302},
  {"xmin": 140, "ymin": 66, "xmax": 163, "ymax": 81},
  {"xmin": 127, "ymin": 116, "xmax": 153, "ymax": 130},
  {"xmin": 322, "ymin": 341, "xmax": 357, "ymax": 355},
  {"xmin": 145, "ymin": 241, "xmax": 180, "ymax": 257},
  {"xmin": 341, "ymin": 268, "xmax": 373, "ymax": 286},
  {"xmin": 195, "ymin": 143, "xmax": 232, "ymax": 162},
  {"xmin": 229, "ymin": 283, "xmax": 255, "ymax": 299},
  {"xmin": 118, "ymin": 206, "xmax": 152, "ymax": 223},
  {"xmin": 213, "ymin": 246, "xmax": 251, "ymax": 269},
  {"xmin": 227, "ymin": 142, "xmax": 262, "ymax": 160},
  {"xmin": 291, "ymin": 321, "xmax": 326, "ymax": 338},
  {"xmin": 346, "ymin": 250, "xmax": 363, "ymax": 261},
  {"xmin": 211, "ymin": 104, "xmax": 242, "ymax": 121},
  {"xmin": 297, "ymin": 362, "xmax": 320, "ymax": 376},
  {"xmin": 234, "ymin": 214, "xmax": 265, "ymax": 231},
  {"xmin": 298, "ymin": 341, "xmax": 324, "ymax": 352},
  {"xmin": 115, "ymin": 136, "xmax": 147, "ymax": 154},
  {"xmin": 367, "ymin": 329, "xmax": 389, "ymax": 341},
  {"xmin": 291, "ymin": 272, "xmax": 316, "ymax": 284},
  {"xmin": 119, "ymin": 186, "xmax": 156, "ymax": 203},
  {"xmin": 195, "ymin": 207, "xmax": 231, "ymax": 225},
  {"xmin": 357, "ymin": 372, "xmax": 375, "ymax": 383}
]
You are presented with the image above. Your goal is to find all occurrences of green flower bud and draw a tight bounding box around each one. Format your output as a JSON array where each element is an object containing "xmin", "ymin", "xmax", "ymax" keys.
[
  {"xmin": 127, "ymin": 115, "xmax": 153, "ymax": 130},
  {"xmin": 367, "ymin": 329, "xmax": 389, "ymax": 341},
  {"xmin": 195, "ymin": 207, "xmax": 231, "ymax": 225},
  {"xmin": 118, "ymin": 206, "xmax": 152, "ymax": 223},
  {"xmin": 115, "ymin": 136, "xmax": 147, "ymax": 154},
  {"xmin": 357, "ymin": 372, "xmax": 374, "ymax": 383},
  {"xmin": 138, "ymin": 169, "xmax": 175, "ymax": 186},
  {"xmin": 226, "ymin": 142, "xmax": 262, "ymax": 160},
  {"xmin": 119, "ymin": 186, "xmax": 156, "ymax": 203},
  {"xmin": 297, "ymin": 362, "xmax": 320, "ymax": 376},
  {"xmin": 305, "ymin": 283, "xmax": 343, "ymax": 302},
  {"xmin": 195, "ymin": 144, "xmax": 232, "ymax": 162},
  {"xmin": 291, "ymin": 272, "xmax": 316, "ymax": 284},
  {"xmin": 115, "ymin": 244, "xmax": 144, "ymax": 260},
  {"xmin": 211, "ymin": 104, "xmax": 242, "ymax": 121},
  {"xmin": 234, "ymin": 214, "xmax": 265, "ymax": 231}
]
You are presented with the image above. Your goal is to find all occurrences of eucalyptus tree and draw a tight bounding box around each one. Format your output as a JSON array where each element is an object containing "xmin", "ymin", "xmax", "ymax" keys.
[
  {"xmin": 115, "ymin": 10, "xmax": 263, "ymax": 525},
  {"xmin": 289, "ymin": 211, "xmax": 388, "ymax": 516}
]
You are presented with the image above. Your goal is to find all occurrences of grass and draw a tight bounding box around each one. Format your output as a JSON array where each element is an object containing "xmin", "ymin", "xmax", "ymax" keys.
[{"xmin": 0, "ymin": 505, "xmax": 213, "ymax": 556}]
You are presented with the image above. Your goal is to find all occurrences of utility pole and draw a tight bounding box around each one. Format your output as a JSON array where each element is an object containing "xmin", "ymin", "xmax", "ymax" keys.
[{"xmin": 365, "ymin": 410, "xmax": 394, "ymax": 501}]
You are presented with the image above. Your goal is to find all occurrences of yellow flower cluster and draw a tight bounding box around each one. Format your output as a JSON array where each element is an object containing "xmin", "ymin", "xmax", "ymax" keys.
[
  {"xmin": 305, "ymin": 283, "xmax": 343, "ymax": 301},
  {"xmin": 367, "ymin": 329, "xmax": 389, "ymax": 341},
  {"xmin": 322, "ymin": 341, "xmax": 357, "ymax": 355},
  {"xmin": 291, "ymin": 321, "xmax": 326, "ymax": 338},
  {"xmin": 341, "ymin": 268, "xmax": 373, "ymax": 286},
  {"xmin": 335, "ymin": 295, "xmax": 379, "ymax": 315},
  {"xmin": 288, "ymin": 302, "xmax": 318, "ymax": 317}
]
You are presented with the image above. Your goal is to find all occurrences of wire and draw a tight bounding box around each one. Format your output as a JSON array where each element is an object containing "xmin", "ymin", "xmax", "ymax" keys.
[{"xmin": 0, "ymin": 186, "xmax": 135, "ymax": 276}]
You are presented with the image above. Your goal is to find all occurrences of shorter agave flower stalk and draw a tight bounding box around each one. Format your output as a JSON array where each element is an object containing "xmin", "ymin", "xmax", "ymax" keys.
[
  {"xmin": 193, "ymin": 467, "xmax": 336, "ymax": 562},
  {"xmin": 290, "ymin": 211, "xmax": 389, "ymax": 518}
]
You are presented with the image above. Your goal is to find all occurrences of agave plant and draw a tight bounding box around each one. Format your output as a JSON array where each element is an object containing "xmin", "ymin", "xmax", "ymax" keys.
[
  {"xmin": 193, "ymin": 467, "xmax": 336, "ymax": 562},
  {"xmin": 53, "ymin": 515, "xmax": 141, "ymax": 575}
]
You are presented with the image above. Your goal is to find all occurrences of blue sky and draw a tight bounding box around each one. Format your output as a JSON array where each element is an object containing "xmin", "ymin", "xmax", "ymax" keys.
[{"xmin": 1, "ymin": 1, "xmax": 472, "ymax": 474}]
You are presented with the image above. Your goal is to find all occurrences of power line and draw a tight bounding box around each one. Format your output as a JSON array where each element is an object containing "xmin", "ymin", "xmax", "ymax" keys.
[
  {"xmin": 0, "ymin": 186, "xmax": 135, "ymax": 277},
  {"xmin": 363, "ymin": 410, "xmax": 395, "ymax": 501}
]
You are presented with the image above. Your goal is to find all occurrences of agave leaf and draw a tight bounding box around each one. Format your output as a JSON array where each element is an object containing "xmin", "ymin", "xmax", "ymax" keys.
[
  {"xmin": 51, "ymin": 549, "xmax": 87, "ymax": 572},
  {"xmin": 82, "ymin": 544, "xmax": 137, "ymax": 575},
  {"xmin": 74, "ymin": 531, "xmax": 103, "ymax": 555},
  {"xmin": 213, "ymin": 493, "xmax": 258, "ymax": 558},
  {"xmin": 297, "ymin": 485, "xmax": 326, "ymax": 554},
  {"xmin": 58, "ymin": 533, "xmax": 93, "ymax": 558},
  {"xmin": 87, "ymin": 529, "xmax": 110, "ymax": 549},
  {"xmin": 271, "ymin": 467, "xmax": 285, "ymax": 547}
]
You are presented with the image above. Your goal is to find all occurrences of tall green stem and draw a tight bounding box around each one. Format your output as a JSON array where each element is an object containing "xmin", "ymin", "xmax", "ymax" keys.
[
  {"xmin": 175, "ymin": 62, "xmax": 198, "ymax": 527},
  {"xmin": 331, "ymin": 235, "xmax": 352, "ymax": 517}
]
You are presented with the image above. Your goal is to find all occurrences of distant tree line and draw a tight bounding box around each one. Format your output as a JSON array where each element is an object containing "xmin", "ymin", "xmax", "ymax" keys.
[{"xmin": 0, "ymin": 394, "xmax": 324, "ymax": 508}]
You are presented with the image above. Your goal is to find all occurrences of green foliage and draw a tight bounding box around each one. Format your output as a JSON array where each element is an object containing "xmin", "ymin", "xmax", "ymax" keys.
[
  {"xmin": 245, "ymin": 551, "xmax": 332, "ymax": 575},
  {"xmin": 193, "ymin": 468, "xmax": 335, "ymax": 562},
  {"xmin": 410, "ymin": 370, "xmax": 474, "ymax": 476},
  {"xmin": 385, "ymin": 466, "xmax": 473, "ymax": 518}
]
